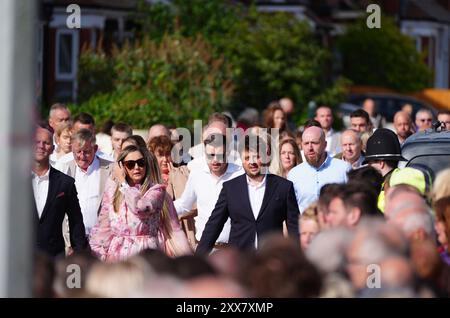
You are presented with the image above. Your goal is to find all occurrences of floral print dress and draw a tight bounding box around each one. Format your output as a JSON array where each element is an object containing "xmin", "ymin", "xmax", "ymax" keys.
[{"xmin": 89, "ymin": 178, "xmax": 191, "ymax": 262}]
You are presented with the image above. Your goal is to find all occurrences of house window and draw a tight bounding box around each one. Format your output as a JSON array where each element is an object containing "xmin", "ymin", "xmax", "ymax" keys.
[
  {"xmin": 55, "ymin": 29, "xmax": 79, "ymax": 102},
  {"xmin": 55, "ymin": 29, "xmax": 79, "ymax": 80}
]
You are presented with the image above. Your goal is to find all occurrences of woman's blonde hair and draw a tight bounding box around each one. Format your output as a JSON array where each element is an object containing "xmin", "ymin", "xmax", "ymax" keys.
[
  {"xmin": 112, "ymin": 145, "xmax": 185, "ymax": 256},
  {"xmin": 113, "ymin": 145, "xmax": 160, "ymax": 212},
  {"xmin": 55, "ymin": 121, "xmax": 72, "ymax": 137},
  {"xmin": 431, "ymin": 168, "xmax": 450, "ymax": 202},
  {"xmin": 299, "ymin": 202, "xmax": 320, "ymax": 228},
  {"xmin": 277, "ymin": 138, "xmax": 301, "ymax": 177}
]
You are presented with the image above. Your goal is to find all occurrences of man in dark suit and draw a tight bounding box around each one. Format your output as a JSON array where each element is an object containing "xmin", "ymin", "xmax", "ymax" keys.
[
  {"xmin": 196, "ymin": 133, "xmax": 300, "ymax": 255},
  {"xmin": 32, "ymin": 123, "xmax": 87, "ymax": 257}
]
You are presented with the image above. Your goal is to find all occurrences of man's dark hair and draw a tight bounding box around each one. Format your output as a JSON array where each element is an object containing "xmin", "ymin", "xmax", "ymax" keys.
[
  {"xmin": 347, "ymin": 166, "xmax": 384, "ymax": 194},
  {"xmin": 303, "ymin": 119, "xmax": 322, "ymax": 129},
  {"xmin": 438, "ymin": 110, "xmax": 450, "ymax": 116},
  {"xmin": 339, "ymin": 182, "xmax": 380, "ymax": 217},
  {"xmin": 73, "ymin": 112, "xmax": 95, "ymax": 126},
  {"xmin": 318, "ymin": 183, "xmax": 344, "ymax": 209},
  {"xmin": 350, "ymin": 109, "xmax": 370, "ymax": 124},
  {"xmin": 111, "ymin": 123, "xmax": 133, "ymax": 136}
]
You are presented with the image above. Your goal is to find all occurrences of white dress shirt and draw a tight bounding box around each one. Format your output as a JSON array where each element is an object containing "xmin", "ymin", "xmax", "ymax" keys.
[
  {"xmin": 32, "ymin": 168, "xmax": 50, "ymax": 218},
  {"xmin": 74, "ymin": 157, "xmax": 101, "ymax": 234},
  {"xmin": 174, "ymin": 162, "xmax": 244, "ymax": 243},
  {"xmin": 325, "ymin": 128, "xmax": 342, "ymax": 157},
  {"xmin": 246, "ymin": 174, "xmax": 267, "ymax": 248}
]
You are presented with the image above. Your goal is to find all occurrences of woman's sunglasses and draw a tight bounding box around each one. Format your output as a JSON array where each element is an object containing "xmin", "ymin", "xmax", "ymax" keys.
[{"xmin": 122, "ymin": 158, "xmax": 146, "ymax": 170}]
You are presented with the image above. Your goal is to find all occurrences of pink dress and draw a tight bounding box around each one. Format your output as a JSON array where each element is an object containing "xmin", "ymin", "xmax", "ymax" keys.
[{"xmin": 89, "ymin": 178, "xmax": 191, "ymax": 262}]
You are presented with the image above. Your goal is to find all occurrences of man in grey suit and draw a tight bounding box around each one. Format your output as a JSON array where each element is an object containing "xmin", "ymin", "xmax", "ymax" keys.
[{"xmin": 60, "ymin": 129, "xmax": 113, "ymax": 251}]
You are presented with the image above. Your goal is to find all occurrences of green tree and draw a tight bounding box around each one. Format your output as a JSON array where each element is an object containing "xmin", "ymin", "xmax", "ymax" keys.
[
  {"xmin": 73, "ymin": 35, "xmax": 233, "ymax": 129},
  {"xmin": 224, "ymin": 8, "xmax": 348, "ymax": 120},
  {"xmin": 337, "ymin": 17, "xmax": 432, "ymax": 92}
]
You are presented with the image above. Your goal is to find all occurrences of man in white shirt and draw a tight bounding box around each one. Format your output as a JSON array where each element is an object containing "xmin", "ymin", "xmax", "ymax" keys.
[
  {"xmin": 196, "ymin": 133, "xmax": 300, "ymax": 254},
  {"xmin": 174, "ymin": 133, "xmax": 244, "ymax": 247},
  {"xmin": 60, "ymin": 129, "xmax": 113, "ymax": 235},
  {"xmin": 32, "ymin": 123, "xmax": 87, "ymax": 257}
]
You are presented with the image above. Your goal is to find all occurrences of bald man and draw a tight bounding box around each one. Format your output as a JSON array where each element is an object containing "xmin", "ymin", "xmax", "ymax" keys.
[
  {"xmin": 288, "ymin": 126, "xmax": 351, "ymax": 213},
  {"xmin": 279, "ymin": 97, "xmax": 297, "ymax": 131},
  {"xmin": 393, "ymin": 111, "xmax": 413, "ymax": 144},
  {"xmin": 335, "ymin": 129, "xmax": 364, "ymax": 169},
  {"xmin": 147, "ymin": 124, "xmax": 170, "ymax": 142}
]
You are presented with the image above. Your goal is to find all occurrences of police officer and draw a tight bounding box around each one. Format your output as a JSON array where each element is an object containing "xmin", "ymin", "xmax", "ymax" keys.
[{"xmin": 363, "ymin": 128, "xmax": 407, "ymax": 212}]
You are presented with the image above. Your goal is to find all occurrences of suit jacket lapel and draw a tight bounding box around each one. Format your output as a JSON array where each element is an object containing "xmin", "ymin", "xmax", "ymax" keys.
[
  {"xmin": 257, "ymin": 174, "xmax": 278, "ymax": 221},
  {"xmin": 96, "ymin": 160, "xmax": 111, "ymax": 214},
  {"xmin": 39, "ymin": 167, "xmax": 58, "ymax": 222}
]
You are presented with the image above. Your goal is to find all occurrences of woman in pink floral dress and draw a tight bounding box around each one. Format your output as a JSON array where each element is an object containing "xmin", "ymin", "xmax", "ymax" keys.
[{"xmin": 89, "ymin": 144, "xmax": 192, "ymax": 262}]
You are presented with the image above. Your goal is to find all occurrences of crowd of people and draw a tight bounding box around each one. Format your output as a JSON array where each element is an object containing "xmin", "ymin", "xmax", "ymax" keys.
[{"xmin": 32, "ymin": 99, "xmax": 450, "ymax": 297}]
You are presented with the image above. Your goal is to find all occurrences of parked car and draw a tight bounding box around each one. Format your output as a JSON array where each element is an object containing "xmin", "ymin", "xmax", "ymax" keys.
[
  {"xmin": 337, "ymin": 92, "xmax": 438, "ymax": 129},
  {"xmin": 400, "ymin": 128, "xmax": 450, "ymax": 178}
]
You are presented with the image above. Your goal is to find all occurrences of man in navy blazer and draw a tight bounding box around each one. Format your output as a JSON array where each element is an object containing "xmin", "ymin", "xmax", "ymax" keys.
[
  {"xmin": 32, "ymin": 123, "xmax": 88, "ymax": 257},
  {"xmin": 196, "ymin": 133, "xmax": 300, "ymax": 254}
]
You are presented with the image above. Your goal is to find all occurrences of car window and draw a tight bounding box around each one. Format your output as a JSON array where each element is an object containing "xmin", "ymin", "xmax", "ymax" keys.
[{"xmin": 406, "ymin": 154, "xmax": 450, "ymax": 176}]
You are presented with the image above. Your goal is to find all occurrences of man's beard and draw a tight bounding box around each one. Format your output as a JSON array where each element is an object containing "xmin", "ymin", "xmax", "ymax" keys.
[{"xmin": 305, "ymin": 152, "xmax": 322, "ymax": 167}]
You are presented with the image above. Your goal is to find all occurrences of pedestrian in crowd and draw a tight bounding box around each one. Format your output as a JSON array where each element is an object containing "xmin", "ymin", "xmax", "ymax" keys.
[
  {"xmin": 437, "ymin": 110, "xmax": 450, "ymax": 131},
  {"xmin": 196, "ymin": 133, "xmax": 299, "ymax": 254},
  {"xmin": 363, "ymin": 128, "xmax": 407, "ymax": 212},
  {"xmin": 60, "ymin": 129, "xmax": 113, "ymax": 236},
  {"xmin": 315, "ymin": 106, "xmax": 341, "ymax": 157},
  {"xmin": 110, "ymin": 123, "xmax": 133, "ymax": 160},
  {"xmin": 175, "ymin": 133, "xmax": 243, "ymax": 250},
  {"xmin": 415, "ymin": 108, "xmax": 433, "ymax": 132},
  {"xmin": 147, "ymin": 124, "xmax": 170, "ymax": 143},
  {"xmin": 263, "ymin": 101, "xmax": 287, "ymax": 134},
  {"xmin": 147, "ymin": 135, "xmax": 197, "ymax": 250},
  {"xmin": 89, "ymin": 144, "xmax": 191, "ymax": 262},
  {"xmin": 48, "ymin": 103, "xmax": 71, "ymax": 145},
  {"xmin": 279, "ymin": 97, "xmax": 297, "ymax": 132},
  {"xmin": 277, "ymin": 138, "xmax": 302, "ymax": 178},
  {"xmin": 299, "ymin": 203, "xmax": 321, "ymax": 251},
  {"xmin": 32, "ymin": 123, "xmax": 87, "ymax": 257},
  {"xmin": 393, "ymin": 111, "xmax": 414, "ymax": 144},
  {"xmin": 350, "ymin": 109, "xmax": 372, "ymax": 133},
  {"xmin": 362, "ymin": 98, "xmax": 385, "ymax": 129},
  {"xmin": 326, "ymin": 182, "xmax": 381, "ymax": 229},
  {"xmin": 434, "ymin": 196, "xmax": 450, "ymax": 265},
  {"xmin": 49, "ymin": 122, "xmax": 73, "ymax": 170},
  {"xmin": 288, "ymin": 126, "xmax": 350, "ymax": 213},
  {"xmin": 335, "ymin": 129, "xmax": 365, "ymax": 169},
  {"xmin": 431, "ymin": 168, "xmax": 450, "ymax": 203}
]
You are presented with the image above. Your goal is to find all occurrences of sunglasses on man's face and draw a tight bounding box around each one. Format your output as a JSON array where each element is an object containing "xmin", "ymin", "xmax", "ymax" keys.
[{"xmin": 122, "ymin": 158, "xmax": 145, "ymax": 170}]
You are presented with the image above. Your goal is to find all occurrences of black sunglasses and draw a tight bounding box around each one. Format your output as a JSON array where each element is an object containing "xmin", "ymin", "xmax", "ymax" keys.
[{"xmin": 122, "ymin": 158, "xmax": 146, "ymax": 169}]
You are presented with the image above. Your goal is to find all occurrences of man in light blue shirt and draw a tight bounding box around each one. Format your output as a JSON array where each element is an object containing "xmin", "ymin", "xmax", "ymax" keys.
[{"xmin": 288, "ymin": 126, "xmax": 351, "ymax": 214}]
